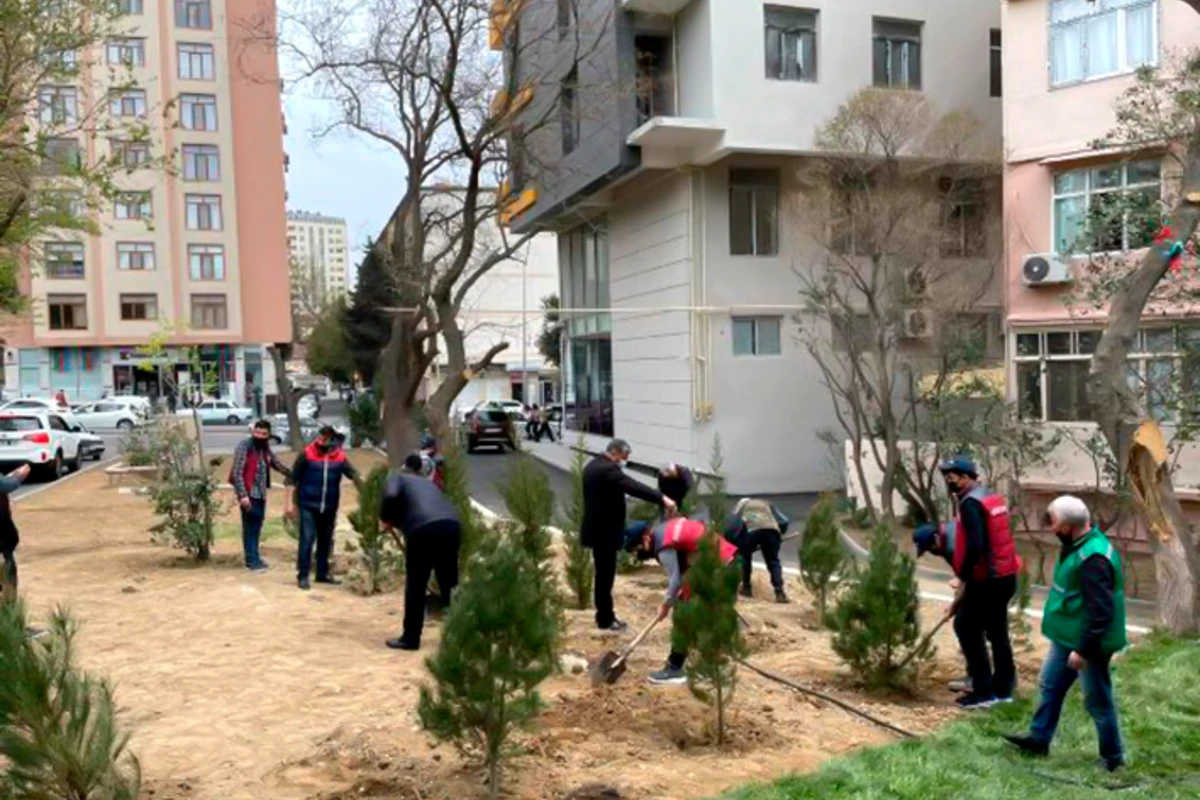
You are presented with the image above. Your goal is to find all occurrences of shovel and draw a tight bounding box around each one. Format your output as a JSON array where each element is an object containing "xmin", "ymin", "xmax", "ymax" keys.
[
  {"xmin": 895, "ymin": 613, "xmax": 951, "ymax": 672},
  {"xmin": 590, "ymin": 616, "xmax": 663, "ymax": 687}
]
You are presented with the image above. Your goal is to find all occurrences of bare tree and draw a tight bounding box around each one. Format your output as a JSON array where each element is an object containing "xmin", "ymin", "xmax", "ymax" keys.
[{"xmin": 791, "ymin": 89, "xmax": 1002, "ymax": 523}]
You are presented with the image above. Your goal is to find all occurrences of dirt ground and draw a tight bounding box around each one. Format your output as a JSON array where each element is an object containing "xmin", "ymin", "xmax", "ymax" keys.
[{"xmin": 15, "ymin": 463, "xmax": 1048, "ymax": 800}]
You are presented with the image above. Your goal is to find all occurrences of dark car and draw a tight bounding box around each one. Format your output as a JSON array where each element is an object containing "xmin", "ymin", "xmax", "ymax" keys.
[{"xmin": 465, "ymin": 409, "xmax": 516, "ymax": 453}]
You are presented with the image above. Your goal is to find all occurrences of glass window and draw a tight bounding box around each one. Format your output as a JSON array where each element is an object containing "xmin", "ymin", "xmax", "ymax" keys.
[
  {"xmin": 990, "ymin": 29, "xmax": 1002, "ymax": 98},
  {"xmin": 1016, "ymin": 332, "xmax": 1041, "ymax": 356},
  {"xmin": 1017, "ymin": 362, "xmax": 1043, "ymax": 420},
  {"xmin": 114, "ymin": 192, "xmax": 152, "ymax": 220},
  {"xmin": 1143, "ymin": 327, "xmax": 1175, "ymax": 353},
  {"xmin": 110, "ymin": 139, "xmax": 150, "ymax": 169},
  {"xmin": 729, "ymin": 168, "xmax": 779, "ymax": 256},
  {"xmin": 41, "ymin": 138, "xmax": 80, "ymax": 176},
  {"xmin": 38, "ymin": 86, "xmax": 78, "ymax": 125},
  {"xmin": 185, "ymin": 194, "xmax": 222, "ymax": 230},
  {"xmin": 180, "ymin": 94, "xmax": 218, "ymax": 131},
  {"xmin": 732, "ymin": 317, "xmax": 782, "ymax": 356},
  {"xmin": 109, "ymin": 90, "xmax": 147, "ymax": 119},
  {"xmin": 1046, "ymin": 331, "xmax": 1073, "ymax": 355},
  {"xmin": 117, "ymin": 0, "xmax": 143, "ymax": 13},
  {"xmin": 189, "ymin": 245, "xmax": 225, "ymax": 280},
  {"xmin": 1146, "ymin": 357, "xmax": 1174, "ymax": 421},
  {"xmin": 117, "ymin": 242, "xmax": 155, "ymax": 271},
  {"xmin": 120, "ymin": 294, "xmax": 157, "ymax": 321},
  {"xmin": 106, "ymin": 38, "xmax": 145, "ymax": 67},
  {"xmin": 175, "ymin": 0, "xmax": 212, "ymax": 29},
  {"xmin": 1049, "ymin": 0, "xmax": 1156, "ymax": 86},
  {"xmin": 1053, "ymin": 159, "xmax": 1161, "ymax": 253},
  {"xmin": 48, "ymin": 295, "xmax": 87, "ymax": 330},
  {"xmin": 178, "ymin": 42, "xmax": 215, "ymax": 80},
  {"xmin": 939, "ymin": 178, "xmax": 987, "ymax": 258},
  {"xmin": 1047, "ymin": 360, "xmax": 1091, "ymax": 421},
  {"xmin": 560, "ymin": 69, "xmax": 579, "ymax": 155},
  {"xmin": 873, "ymin": 19, "xmax": 922, "ymax": 90},
  {"xmin": 765, "ymin": 7, "xmax": 818, "ymax": 82},
  {"xmin": 1078, "ymin": 330, "xmax": 1101, "ymax": 354},
  {"xmin": 182, "ymin": 144, "xmax": 219, "ymax": 180},
  {"xmin": 190, "ymin": 295, "xmax": 228, "ymax": 329},
  {"xmin": 44, "ymin": 242, "xmax": 85, "ymax": 279}
]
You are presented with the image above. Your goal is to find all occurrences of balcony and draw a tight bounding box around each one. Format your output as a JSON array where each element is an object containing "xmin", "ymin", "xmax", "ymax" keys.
[
  {"xmin": 621, "ymin": 0, "xmax": 693, "ymax": 13},
  {"xmin": 627, "ymin": 117, "xmax": 724, "ymax": 168}
]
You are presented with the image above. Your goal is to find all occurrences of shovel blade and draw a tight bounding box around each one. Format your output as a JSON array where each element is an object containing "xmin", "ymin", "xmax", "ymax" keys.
[{"xmin": 590, "ymin": 650, "xmax": 627, "ymax": 687}]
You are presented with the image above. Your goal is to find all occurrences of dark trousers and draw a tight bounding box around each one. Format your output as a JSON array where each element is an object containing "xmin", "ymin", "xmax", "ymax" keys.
[
  {"xmin": 1, "ymin": 550, "xmax": 16, "ymax": 602},
  {"xmin": 240, "ymin": 498, "xmax": 267, "ymax": 567},
  {"xmin": 297, "ymin": 507, "xmax": 338, "ymax": 581},
  {"xmin": 737, "ymin": 528, "xmax": 784, "ymax": 591},
  {"xmin": 403, "ymin": 520, "xmax": 461, "ymax": 644},
  {"xmin": 666, "ymin": 560, "xmax": 742, "ymax": 670},
  {"xmin": 1030, "ymin": 642, "xmax": 1124, "ymax": 761},
  {"xmin": 954, "ymin": 575, "xmax": 1017, "ymax": 698},
  {"xmin": 533, "ymin": 422, "xmax": 555, "ymax": 443},
  {"xmin": 592, "ymin": 545, "xmax": 619, "ymax": 629}
]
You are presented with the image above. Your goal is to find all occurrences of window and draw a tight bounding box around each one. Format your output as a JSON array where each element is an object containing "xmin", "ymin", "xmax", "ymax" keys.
[
  {"xmin": 940, "ymin": 177, "xmax": 987, "ymax": 258},
  {"xmin": 732, "ymin": 317, "xmax": 783, "ymax": 356},
  {"xmin": 178, "ymin": 43, "xmax": 215, "ymax": 80},
  {"xmin": 182, "ymin": 144, "xmax": 220, "ymax": 180},
  {"xmin": 175, "ymin": 0, "xmax": 212, "ymax": 29},
  {"xmin": 1050, "ymin": 0, "xmax": 1157, "ymax": 87},
  {"xmin": 41, "ymin": 138, "xmax": 81, "ymax": 176},
  {"xmin": 873, "ymin": 19, "xmax": 922, "ymax": 90},
  {"xmin": 44, "ymin": 242, "xmax": 85, "ymax": 279},
  {"xmin": 38, "ymin": 86, "xmax": 77, "ymax": 125},
  {"xmin": 180, "ymin": 94, "xmax": 218, "ymax": 131},
  {"xmin": 560, "ymin": 69, "xmax": 579, "ymax": 155},
  {"xmin": 106, "ymin": 38, "xmax": 145, "ymax": 67},
  {"xmin": 109, "ymin": 89, "xmax": 147, "ymax": 119},
  {"xmin": 189, "ymin": 244, "xmax": 225, "ymax": 280},
  {"xmin": 190, "ymin": 295, "xmax": 227, "ymax": 329},
  {"xmin": 42, "ymin": 190, "xmax": 85, "ymax": 219},
  {"xmin": 114, "ymin": 192, "xmax": 152, "ymax": 220},
  {"xmin": 729, "ymin": 168, "xmax": 779, "ymax": 256},
  {"xmin": 117, "ymin": 0, "xmax": 143, "ymax": 13},
  {"xmin": 562, "ymin": 224, "xmax": 612, "ymax": 436},
  {"xmin": 765, "ymin": 6, "xmax": 817, "ymax": 82},
  {"xmin": 990, "ymin": 29, "xmax": 1002, "ymax": 97},
  {"xmin": 1053, "ymin": 160, "xmax": 1161, "ymax": 253},
  {"xmin": 185, "ymin": 194, "xmax": 222, "ymax": 230},
  {"xmin": 110, "ymin": 139, "xmax": 150, "ymax": 169},
  {"xmin": 117, "ymin": 242, "xmax": 155, "ymax": 271},
  {"xmin": 41, "ymin": 47, "xmax": 78, "ymax": 73},
  {"xmin": 557, "ymin": 0, "xmax": 571, "ymax": 38},
  {"xmin": 48, "ymin": 295, "xmax": 87, "ymax": 330},
  {"xmin": 120, "ymin": 294, "xmax": 157, "ymax": 321}
]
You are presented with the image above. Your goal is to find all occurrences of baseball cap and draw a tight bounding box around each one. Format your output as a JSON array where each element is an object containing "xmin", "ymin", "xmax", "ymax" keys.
[
  {"xmin": 937, "ymin": 456, "xmax": 979, "ymax": 479},
  {"xmin": 622, "ymin": 522, "xmax": 650, "ymax": 552},
  {"xmin": 913, "ymin": 523, "xmax": 939, "ymax": 556}
]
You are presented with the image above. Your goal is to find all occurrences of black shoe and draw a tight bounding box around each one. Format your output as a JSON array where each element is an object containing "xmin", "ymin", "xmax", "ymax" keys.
[
  {"xmin": 956, "ymin": 692, "xmax": 996, "ymax": 710},
  {"xmin": 386, "ymin": 638, "xmax": 420, "ymax": 651},
  {"xmin": 298, "ymin": 578, "xmax": 311, "ymax": 590},
  {"xmin": 1101, "ymin": 756, "xmax": 1126, "ymax": 773},
  {"xmin": 600, "ymin": 618, "xmax": 629, "ymax": 634},
  {"xmin": 1002, "ymin": 734, "xmax": 1049, "ymax": 756},
  {"xmin": 316, "ymin": 576, "xmax": 342, "ymax": 586},
  {"xmin": 774, "ymin": 589, "xmax": 789, "ymax": 604},
  {"xmin": 739, "ymin": 585, "xmax": 753, "ymax": 599}
]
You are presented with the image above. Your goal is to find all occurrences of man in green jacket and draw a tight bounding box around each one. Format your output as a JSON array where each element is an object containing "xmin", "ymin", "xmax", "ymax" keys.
[{"xmin": 1003, "ymin": 495, "xmax": 1127, "ymax": 772}]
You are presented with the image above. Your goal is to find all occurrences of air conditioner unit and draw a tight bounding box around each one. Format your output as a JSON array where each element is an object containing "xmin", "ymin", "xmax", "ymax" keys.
[
  {"xmin": 1022, "ymin": 253, "xmax": 1073, "ymax": 287},
  {"xmin": 902, "ymin": 308, "xmax": 932, "ymax": 339}
]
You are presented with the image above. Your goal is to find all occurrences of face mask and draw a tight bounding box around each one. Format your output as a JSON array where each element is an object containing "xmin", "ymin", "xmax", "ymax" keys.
[
  {"xmin": 315, "ymin": 441, "xmax": 331, "ymax": 453},
  {"xmin": 253, "ymin": 437, "xmax": 269, "ymax": 449},
  {"xmin": 1056, "ymin": 531, "xmax": 1074, "ymax": 547}
]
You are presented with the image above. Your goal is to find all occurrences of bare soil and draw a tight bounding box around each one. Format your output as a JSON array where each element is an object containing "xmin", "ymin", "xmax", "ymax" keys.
[{"xmin": 16, "ymin": 461, "xmax": 1047, "ymax": 800}]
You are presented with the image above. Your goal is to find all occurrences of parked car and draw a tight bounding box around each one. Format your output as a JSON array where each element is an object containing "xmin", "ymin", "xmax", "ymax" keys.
[
  {"xmin": 0, "ymin": 411, "xmax": 84, "ymax": 479},
  {"xmin": 471, "ymin": 400, "xmax": 528, "ymax": 423},
  {"xmin": 247, "ymin": 414, "xmax": 346, "ymax": 446},
  {"xmin": 180, "ymin": 400, "xmax": 254, "ymax": 426},
  {"xmin": 108, "ymin": 396, "xmax": 153, "ymax": 420},
  {"xmin": 298, "ymin": 394, "xmax": 320, "ymax": 419},
  {"xmin": 464, "ymin": 408, "xmax": 516, "ymax": 453},
  {"xmin": 1, "ymin": 397, "xmax": 71, "ymax": 415},
  {"xmin": 71, "ymin": 401, "xmax": 141, "ymax": 431},
  {"xmin": 70, "ymin": 424, "xmax": 107, "ymax": 462}
]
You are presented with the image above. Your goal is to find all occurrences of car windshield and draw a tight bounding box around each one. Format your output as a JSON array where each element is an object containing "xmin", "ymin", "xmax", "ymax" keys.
[
  {"xmin": 481, "ymin": 410, "xmax": 508, "ymax": 423},
  {"xmin": 0, "ymin": 417, "xmax": 42, "ymax": 432}
]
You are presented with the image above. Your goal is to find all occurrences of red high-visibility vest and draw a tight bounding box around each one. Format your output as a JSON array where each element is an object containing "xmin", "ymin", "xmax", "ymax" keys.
[
  {"xmin": 662, "ymin": 517, "xmax": 739, "ymax": 564},
  {"xmin": 952, "ymin": 487, "xmax": 1020, "ymax": 581}
]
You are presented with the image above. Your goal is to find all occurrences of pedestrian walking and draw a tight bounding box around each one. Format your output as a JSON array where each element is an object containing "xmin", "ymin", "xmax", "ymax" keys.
[
  {"xmin": 287, "ymin": 426, "xmax": 361, "ymax": 590},
  {"xmin": 0, "ymin": 464, "xmax": 32, "ymax": 604},
  {"xmin": 1003, "ymin": 495, "xmax": 1127, "ymax": 772},
  {"xmin": 939, "ymin": 456, "xmax": 1021, "ymax": 709},
  {"xmin": 623, "ymin": 516, "xmax": 740, "ymax": 685},
  {"xmin": 381, "ymin": 454, "xmax": 462, "ymax": 651},
  {"xmin": 525, "ymin": 405, "xmax": 541, "ymax": 441},
  {"xmin": 728, "ymin": 497, "xmax": 790, "ymax": 603},
  {"xmin": 229, "ymin": 420, "xmax": 292, "ymax": 571},
  {"xmin": 582, "ymin": 439, "xmax": 676, "ymax": 633}
]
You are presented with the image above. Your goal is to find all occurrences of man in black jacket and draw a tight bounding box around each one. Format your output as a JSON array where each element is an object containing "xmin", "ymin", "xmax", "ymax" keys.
[
  {"xmin": 583, "ymin": 439, "xmax": 676, "ymax": 632},
  {"xmin": 0, "ymin": 464, "xmax": 31, "ymax": 604},
  {"xmin": 381, "ymin": 454, "xmax": 461, "ymax": 651}
]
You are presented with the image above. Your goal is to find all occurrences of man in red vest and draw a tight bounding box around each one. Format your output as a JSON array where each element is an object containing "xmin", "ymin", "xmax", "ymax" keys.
[
  {"xmin": 939, "ymin": 456, "xmax": 1020, "ymax": 710},
  {"xmin": 623, "ymin": 516, "xmax": 740, "ymax": 686}
]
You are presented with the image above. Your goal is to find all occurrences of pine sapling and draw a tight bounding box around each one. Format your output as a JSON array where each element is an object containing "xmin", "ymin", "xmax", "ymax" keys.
[
  {"xmin": 418, "ymin": 536, "xmax": 558, "ymax": 800},
  {"xmin": 670, "ymin": 535, "xmax": 747, "ymax": 745},
  {"xmin": 827, "ymin": 524, "xmax": 926, "ymax": 690},
  {"xmin": 799, "ymin": 493, "xmax": 846, "ymax": 621},
  {"xmin": 703, "ymin": 435, "xmax": 731, "ymax": 531},
  {"xmin": 441, "ymin": 444, "xmax": 489, "ymax": 571},
  {"xmin": 346, "ymin": 466, "xmax": 402, "ymax": 595},
  {"xmin": 561, "ymin": 440, "xmax": 594, "ymax": 610}
]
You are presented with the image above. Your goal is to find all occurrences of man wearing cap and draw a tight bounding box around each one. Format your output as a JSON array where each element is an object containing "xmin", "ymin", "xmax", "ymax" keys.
[
  {"xmin": 939, "ymin": 456, "xmax": 1020, "ymax": 710},
  {"xmin": 914, "ymin": 520, "xmax": 974, "ymax": 694}
]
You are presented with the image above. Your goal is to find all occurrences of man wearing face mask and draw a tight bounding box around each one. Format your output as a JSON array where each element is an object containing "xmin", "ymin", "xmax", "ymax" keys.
[
  {"xmin": 287, "ymin": 426, "xmax": 362, "ymax": 590},
  {"xmin": 1004, "ymin": 495, "xmax": 1126, "ymax": 772},
  {"xmin": 582, "ymin": 439, "xmax": 677, "ymax": 633},
  {"xmin": 938, "ymin": 456, "xmax": 1020, "ymax": 710},
  {"xmin": 230, "ymin": 420, "xmax": 292, "ymax": 571}
]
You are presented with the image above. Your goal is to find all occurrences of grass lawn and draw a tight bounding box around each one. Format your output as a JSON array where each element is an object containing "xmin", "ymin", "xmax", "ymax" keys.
[{"xmin": 722, "ymin": 634, "xmax": 1200, "ymax": 800}]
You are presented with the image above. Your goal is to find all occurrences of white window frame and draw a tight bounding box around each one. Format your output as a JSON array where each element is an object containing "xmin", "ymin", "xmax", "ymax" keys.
[
  {"xmin": 44, "ymin": 242, "xmax": 85, "ymax": 280},
  {"xmin": 178, "ymin": 42, "xmax": 215, "ymax": 80},
  {"xmin": 185, "ymin": 193, "xmax": 223, "ymax": 231},
  {"xmin": 182, "ymin": 144, "xmax": 219, "ymax": 180},
  {"xmin": 119, "ymin": 294, "xmax": 158, "ymax": 322},
  {"xmin": 110, "ymin": 89, "xmax": 147, "ymax": 119},
  {"xmin": 175, "ymin": 0, "xmax": 213, "ymax": 30},
  {"xmin": 732, "ymin": 316, "xmax": 783, "ymax": 357},
  {"xmin": 117, "ymin": 242, "xmax": 156, "ymax": 271},
  {"xmin": 38, "ymin": 86, "xmax": 78, "ymax": 126},
  {"xmin": 111, "ymin": 138, "xmax": 150, "ymax": 169},
  {"xmin": 1048, "ymin": 0, "xmax": 1159, "ymax": 88},
  {"xmin": 48, "ymin": 295, "xmax": 88, "ymax": 330},
  {"xmin": 180, "ymin": 94, "xmax": 218, "ymax": 131},
  {"xmin": 191, "ymin": 295, "xmax": 228, "ymax": 329},
  {"xmin": 1051, "ymin": 159, "xmax": 1161, "ymax": 255},
  {"xmin": 189, "ymin": 245, "xmax": 225, "ymax": 281},
  {"xmin": 106, "ymin": 38, "xmax": 146, "ymax": 67},
  {"xmin": 114, "ymin": 192, "xmax": 153, "ymax": 220}
]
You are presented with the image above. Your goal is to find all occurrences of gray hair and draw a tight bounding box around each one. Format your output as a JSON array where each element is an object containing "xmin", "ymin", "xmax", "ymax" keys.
[
  {"xmin": 606, "ymin": 438, "xmax": 632, "ymax": 457},
  {"xmin": 1047, "ymin": 495, "xmax": 1091, "ymax": 531}
]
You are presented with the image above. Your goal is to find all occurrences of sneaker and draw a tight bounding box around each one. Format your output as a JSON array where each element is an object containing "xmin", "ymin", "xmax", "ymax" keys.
[
  {"xmin": 948, "ymin": 676, "xmax": 973, "ymax": 693},
  {"xmin": 1002, "ymin": 733, "xmax": 1049, "ymax": 757},
  {"xmin": 249, "ymin": 563, "xmax": 269, "ymax": 573},
  {"xmin": 600, "ymin": 619, "xmax": 629, "ymax": 634},
  {"xmin": 956, "ymin": 692, "xmax": 996, "ymax": 710},
  {"xmin": 991, "ymin": 695, "xmax": 1014, "ymax": 706},
  {"xmin": 298, "ymin": 578, "xmax": 311, "ymax": 591},
  {"xmin": 315, "ymin": 576, "xmax": 342, "ymax": 586},
  {"xmin": 739, "ymin": 585, "xmax": 753, "ymax": 599},
  {"xmin": 648, "ymin": 665, "xmax": 688, "ymax": 686},
  {"xmin": 1101, "ymin": 756, "xmax": 1126, "ymax": 773},
  {"xmin": 386, "ymin": 638, "xmax": 420, "ymax": 651},
  {"xmin": 774, "ymin": 589, "xmax": 789, "ymax": 604}
]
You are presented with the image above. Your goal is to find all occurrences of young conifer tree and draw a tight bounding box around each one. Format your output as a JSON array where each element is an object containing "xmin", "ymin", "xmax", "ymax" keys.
[
  {"xmin": 799, "ymin": 493, "xmax": 846, "ymax": 620},
  {"xmin": 562, "ymin": 440, "xmax": 594, "ymax": 610},
  {"xmin": 346, "ymin": 466, "xmax": 401, "ymax": 594},
  {"xmin": 441, "ymin": 444, "xmax": 487, "ymax": 570}
]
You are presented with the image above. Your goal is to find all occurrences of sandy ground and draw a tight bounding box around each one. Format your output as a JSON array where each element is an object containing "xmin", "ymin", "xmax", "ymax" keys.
[{"xmin": 14, "ymin": 463, "xmax": 1047, "ymax": 800}]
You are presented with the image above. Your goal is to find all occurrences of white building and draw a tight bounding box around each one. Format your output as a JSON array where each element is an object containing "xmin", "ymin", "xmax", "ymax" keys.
[{"xmin": 286, "ymin": 211, "xmax": 350, "ymax": 305}]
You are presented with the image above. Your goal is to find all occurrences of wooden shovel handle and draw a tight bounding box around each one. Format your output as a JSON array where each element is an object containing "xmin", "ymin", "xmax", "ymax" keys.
[{"xmin": 612, "ymin": 616, "xmax": 663, "ymax": 668}]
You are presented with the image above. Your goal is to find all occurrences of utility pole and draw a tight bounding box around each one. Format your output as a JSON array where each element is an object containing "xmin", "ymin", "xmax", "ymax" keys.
[{"xmin": 521, "ymin": 257, "xmax": 529, "ymax": 405}]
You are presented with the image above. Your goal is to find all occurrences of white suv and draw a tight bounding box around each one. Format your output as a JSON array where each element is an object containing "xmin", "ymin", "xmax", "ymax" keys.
[{"xmin": 0, "ymin": 411, "xmax": 83, "ymax": 480}]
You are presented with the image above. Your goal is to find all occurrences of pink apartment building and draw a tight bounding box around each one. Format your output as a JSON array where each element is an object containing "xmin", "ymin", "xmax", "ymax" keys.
[{"xmin": 2, "ymin": 0, "xmax": 291, "ymax": 404}]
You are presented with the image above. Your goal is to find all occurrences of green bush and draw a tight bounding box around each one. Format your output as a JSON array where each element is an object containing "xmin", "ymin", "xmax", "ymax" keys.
[
  {"xmin": 346, "ymin": 466, "xmax": 402, "ymax": 595},
  {"xmin": 348, "ymin": 392, "xmax": 382, "ymax": 448},
  {"xmin": 441, "ymin": 444, "xmax": 489, "ymax": 571},
  {"xmin": 561, "ymin": 442, "xmax": 594, "ymax": 610},
  {"xmin": 141, "ymin": 422, "xmax": 219, "ymax": 561},
  {"xmin": 799, "ymin": 493, "xmax": 846, "ymax": 620}
]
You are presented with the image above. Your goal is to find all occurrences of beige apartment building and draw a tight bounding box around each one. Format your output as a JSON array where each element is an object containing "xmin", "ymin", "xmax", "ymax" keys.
[
  {"xmin": 287, "ymin": 211, "xmax": 350, "ymax": 306},
  {"xmin": 3, "ymin": 0, "xmax": 291, "ymax": 404}
]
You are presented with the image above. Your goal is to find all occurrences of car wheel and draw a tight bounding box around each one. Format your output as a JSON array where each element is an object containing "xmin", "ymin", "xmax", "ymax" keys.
[
  {"xmin": 40, "ymin": 451, "xmax": 64, "ymax": 481},
  {"xmin": 467, "ymin": 437, "xmax": 477, "ymax": 454},
  {"xmin": 68, "ymin": 452, "xmax": 81, "ymax": 473},
  {"xmin": 117, "ymin": 419, "xmax": 134, "ymax": 431},
  {"xmin": 227, "ymin": 415, "xmax": 240, "ymax": 425}
]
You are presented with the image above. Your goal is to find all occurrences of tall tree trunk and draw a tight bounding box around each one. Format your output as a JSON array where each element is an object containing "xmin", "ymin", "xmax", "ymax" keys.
[
  {"xmin": 425, "ymin": 301, "xmax": 510, "ymax": 447},
  {"xmin": 1088, "ymin": 146, "xmax": 1200, "ymax": 634},
  {"xmin": 269, "ymin": 345, "xmax": 308, "ymax": 452},
  {"xmin": 381, "ymin": 317, "xmax": 422, "ymax": 467}
]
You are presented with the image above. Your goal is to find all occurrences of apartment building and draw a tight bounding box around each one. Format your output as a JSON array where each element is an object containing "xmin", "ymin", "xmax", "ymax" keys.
[
  {"xmin": 3, "ymin": 0, "xmax": 291, "ymax": 404},
  {"xmin": 287, "ymin": 210, "xmax": 350, "ymax": 306},
  {"xmin": 499, "ymin": 0, "xmax": 1003, "ymax": 493},
  {"xmin": 1003, "ymin": 0, "xmax": 1200, "ymax": 498}
]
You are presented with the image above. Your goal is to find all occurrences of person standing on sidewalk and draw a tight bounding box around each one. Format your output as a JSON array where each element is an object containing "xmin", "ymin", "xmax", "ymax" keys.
[
  {"xmin": 0, "ymin": 464, "xmax": 32, "ymax": 603},
  {"xmin": 381, "ymin": 454, "xmax": 461, "ymax": 652},
  {"xmin": 939, "ymin": 456, "xmax": 1020, "ymax": 710},
  {"xmin": 582, "ymin": 439, "xmax": 676, "ymax": 633},
  {"xmin": 230, "ymin": 420, "xmax": 292, "ymax": 572},
  {"xmin": 287, "ymin": 426, "xmax": 361, "ymax": 590},
  {"xmin": 1004, "ymin": 495, "xmax": 1127, "ymax": 772}
]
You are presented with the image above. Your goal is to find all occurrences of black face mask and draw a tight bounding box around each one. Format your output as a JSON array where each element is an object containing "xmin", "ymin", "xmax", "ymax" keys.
[
  {"xmin": 315, "ymin": 441, "xmax": 331, "ymax": 454},
  {"xmin": 1056, "ymin": 532, "xmax": 1074, "ymax": 548},
  {"xmin": 253, "ymin": 437, "xmax": 269, "ymax": 450}
]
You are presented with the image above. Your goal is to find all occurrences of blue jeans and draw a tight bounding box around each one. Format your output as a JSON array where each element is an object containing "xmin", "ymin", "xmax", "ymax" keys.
[
  {"xmin": 1030, "ymin": 641, "xmax": 1124, "ymax": 762},
  {"xmin": 241, "ymin": 498, "xmax": 267, "ymax": 567},
  {"xmin": 297, "ymin": 507, "xmax": 337, "ymax": 581}
]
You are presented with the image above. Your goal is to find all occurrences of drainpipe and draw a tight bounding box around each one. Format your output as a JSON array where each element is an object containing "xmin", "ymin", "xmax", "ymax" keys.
[{"xmin": 689, "ymin": 169, "xmax": 711, "ymax": 423}]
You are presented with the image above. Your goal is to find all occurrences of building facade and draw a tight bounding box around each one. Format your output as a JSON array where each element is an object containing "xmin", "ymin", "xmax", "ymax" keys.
[
  {"xmin": 3, "ymin": 0, "xmax": 291, "ymax": 404},
  {"xmin": 501, "ymin": 0, "xmax": 1003, "ymax": 492},
  {"xmin": 287, "ymin": 210, "xmax": 350, "ymax": 306}
]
